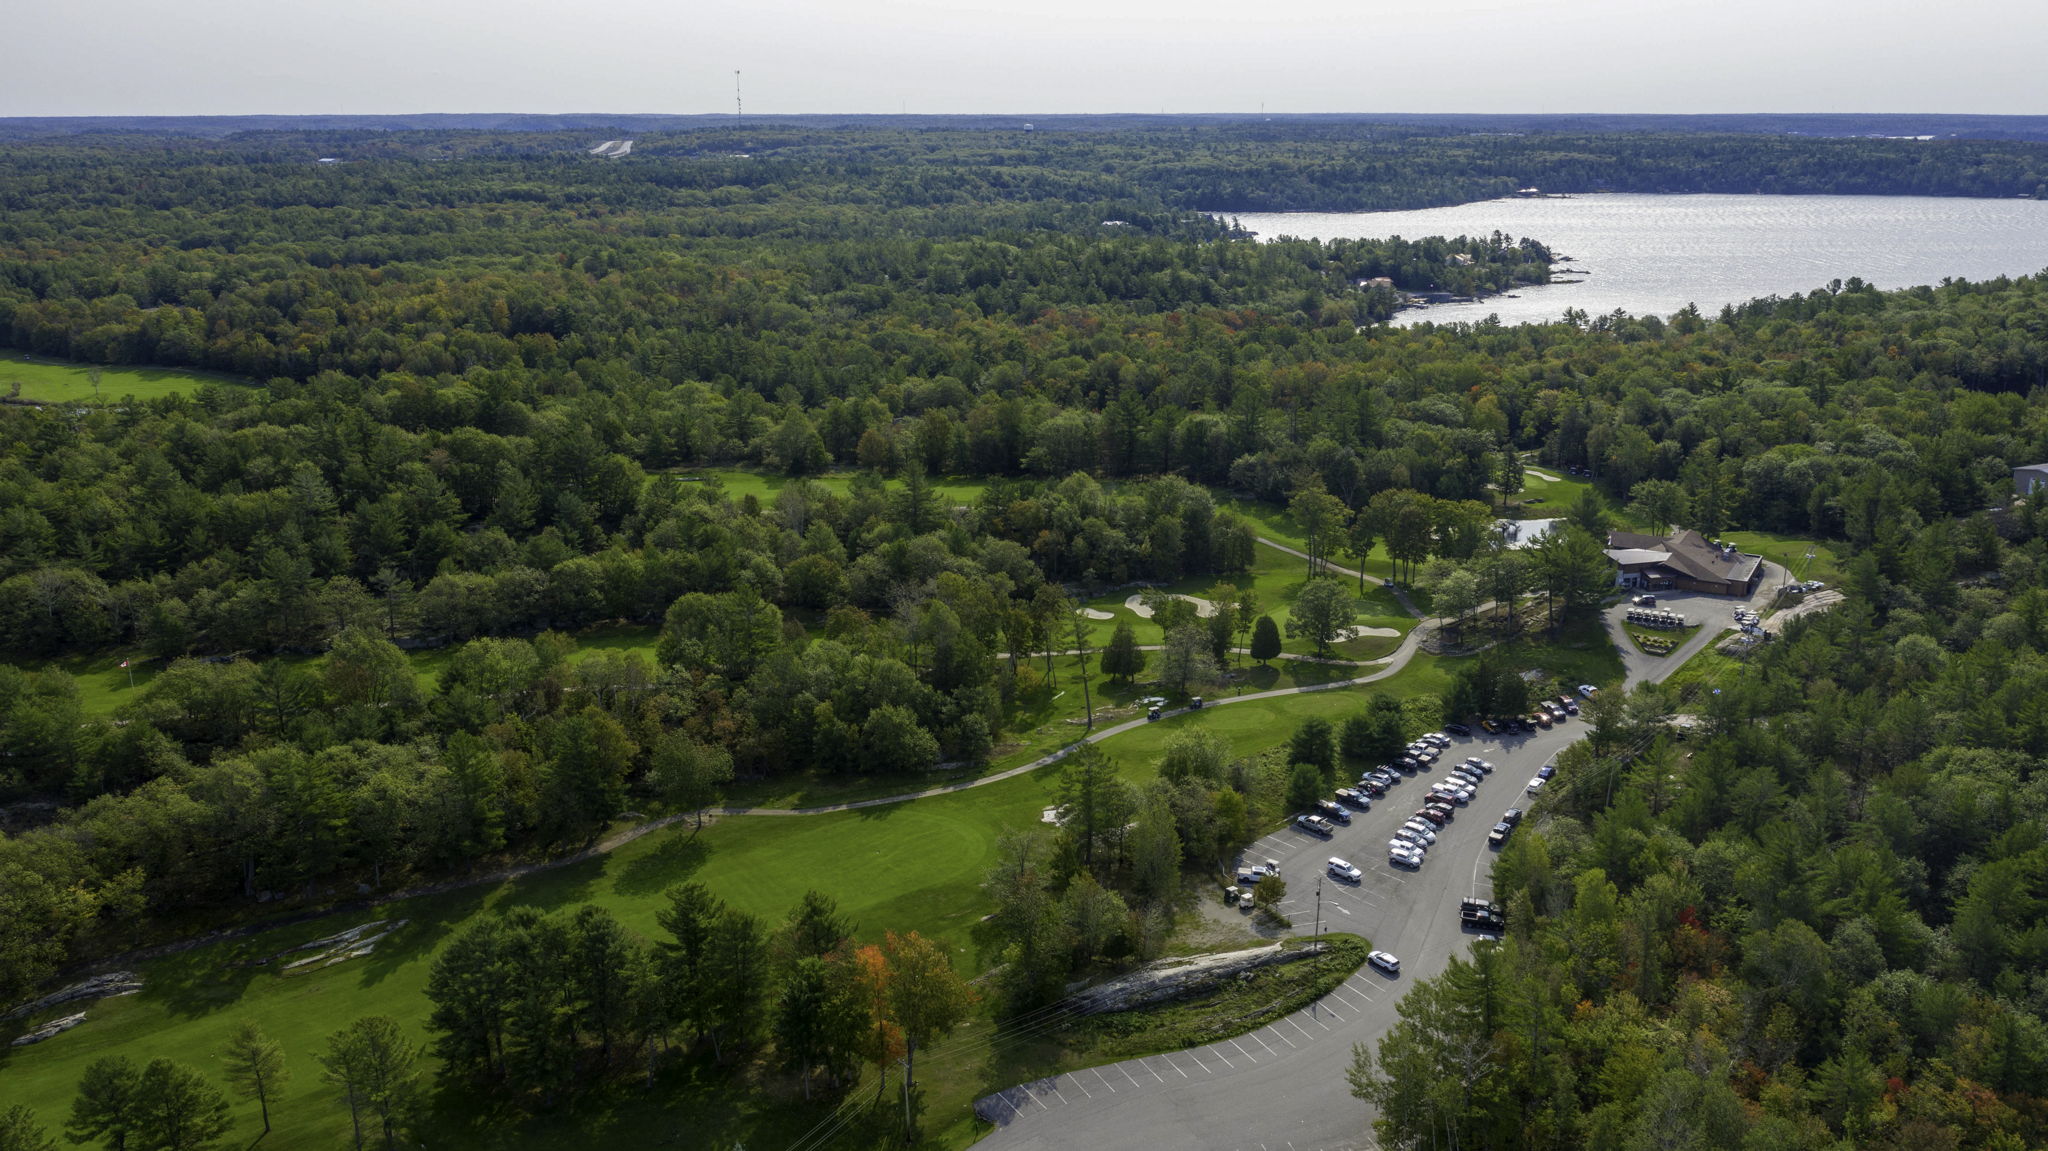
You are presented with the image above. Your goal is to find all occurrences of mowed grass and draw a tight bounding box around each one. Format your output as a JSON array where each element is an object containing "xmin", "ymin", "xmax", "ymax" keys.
[
  {"xmin": 0, "ymin": 652, "xmax": 1471, "ymax": 1151},
  {"xmin": 1721, "ymin": 530, "xmax": 1844, "ymax": 589},
  {"xmin": 0, "ymin": 350, "xmax": 248, "ymax": 404},
  {"xmin": 671, "ymin": 466, "xmax": 991, "ymax": 508}
]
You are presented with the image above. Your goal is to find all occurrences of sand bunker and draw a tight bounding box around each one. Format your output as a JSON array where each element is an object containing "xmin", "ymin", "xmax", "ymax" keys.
[
  {"xmin": 1123, "ymin": 593, "xmax": 1219, "ymax": 619},
  {"xmin": 1080, "ymin": 608, "xmax": 1114, "ymax": 620},
  {"xmin": 1333, "ymin": 625, "xmax": 1400, "ymax": 641}
]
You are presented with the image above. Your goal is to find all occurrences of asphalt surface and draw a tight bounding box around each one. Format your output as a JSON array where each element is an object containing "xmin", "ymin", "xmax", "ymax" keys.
[
  {"xmin": 972, "ymin": 570, "xmax": 1790, "ymax": 1151},
  {"xmin": 975, "ymin": 719, "xmax": 1589, "ymax": 1151}
]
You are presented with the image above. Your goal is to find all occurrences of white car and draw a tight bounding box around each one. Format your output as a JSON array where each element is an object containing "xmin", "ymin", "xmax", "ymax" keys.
[
  {"xmin": 1388, "ymin": 843, "xmax": 1423, "ymax": 868},
  {"xmin": 1526, "ymin": 776, "xmax": 1546, "ymax": 794},
  {"xmin": 1462, "ymin": 757, "xmax": 1494, "ymax": 774},
  {"xmin": 1327, "ymin": 857, "xmax": 1362, "ymax": 882},
  {"xmin": 1394, "ymin": 828, "xmax": 1432, "ymax": 850},
  {"xmin": 1432, "ymin": 785, "xmax": 1473, "ymax": 805},
  {"xmin": 1368, "ymin": 950, "xmax": 1401, "ymax": 975},
  {"xmin": 1577, "ymin": 684, "xmax": 1598, "ymax": 698},
  {"xmin": 1422, "ymin": 732, "xmax": 1451, "ymax": 748},
  {"xmin": 1400, "ymin": 820, "xmax": 1438, "ymax": 844}
]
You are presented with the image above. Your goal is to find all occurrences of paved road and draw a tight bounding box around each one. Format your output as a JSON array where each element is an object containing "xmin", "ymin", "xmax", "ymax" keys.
[{"xmin": 971, "ymin": 573, "xmax": 1785, "ymax": 1151}]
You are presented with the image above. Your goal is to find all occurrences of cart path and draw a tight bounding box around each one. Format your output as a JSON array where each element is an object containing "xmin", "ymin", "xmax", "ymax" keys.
[
  {"xmin": 50, "ymin": 552, "xmax": 1439, "ymax": 979},
  {"xmin": 722, "ymin": 623, "xmax": 1436, "ymax": 817}
]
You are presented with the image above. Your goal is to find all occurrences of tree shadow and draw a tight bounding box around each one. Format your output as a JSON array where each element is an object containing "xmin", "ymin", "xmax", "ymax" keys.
[{"xmin": 611, "ymin": 832, "xmax": 711, "ymax": 898}]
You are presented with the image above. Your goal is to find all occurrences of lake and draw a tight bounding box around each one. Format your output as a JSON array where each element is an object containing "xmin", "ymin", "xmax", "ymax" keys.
[{"xmin": 1225, "ymin": 194, "xmax": 2048, "ymax": 327}]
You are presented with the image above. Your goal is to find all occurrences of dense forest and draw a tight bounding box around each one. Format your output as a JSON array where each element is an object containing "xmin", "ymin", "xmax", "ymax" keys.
[
  {"xmin": 1353, "ymin": 516, "xmax": 2048, "ymax": 1151},
  {"xmin": 9, "ymin": 121, "xmax": 2048, "ymax": 1149}
]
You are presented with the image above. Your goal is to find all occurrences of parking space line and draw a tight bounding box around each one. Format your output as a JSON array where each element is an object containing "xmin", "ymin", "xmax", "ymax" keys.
[
  {"xmin": 1022, "ymin": 1084, "xmax": 1048, "ymax": 1111},
  {"xmin": 1162, "ymin": 1054, "xmax": 1188, "ymax": 1078},
  {"xmin": 1120, "ymin": 1062, "xmax": 1144, "ymax": 1088},
  {"xmin": 1303, "ymin": 1012, "xmax": 1332, "ymax": 1031},
  {"xmin": 1073, "ymin": 1076, "xmax": 1093, "ymax": 1099},
  {"xmin": 1212, "ymin": 1046, "xmax": 1236, "ymax": 1069},
  {"xmin": 1051, "ymin": 1087, "xmax": 1069, "ymax": 1105},
  {"xmin": 1094, "ymin": 1068, "xmax": 1116, "ymax": 1093},
  {"xmin": 1140, "ymin": 1058, "xmax": 1164, "ymax": 1084},
  {"xmin": 1191, "ymin": 1049, "xmax": 1217, "ymax": 1072},
  {"xmin": 1268, "ymin": 1025, "xmax": 1297, "ymax": 1048},
  {"xmin": 1231, "ymin": 1039, "xmax": 1257, "ymax": 1062},
  {"xmin": 1250, "ymin": 1031, "xmax": 1278, "ymax": 1057},
  {"xmin": 1285, "ymin": 1015, "xmax": 1316, "ymax": 1043}
]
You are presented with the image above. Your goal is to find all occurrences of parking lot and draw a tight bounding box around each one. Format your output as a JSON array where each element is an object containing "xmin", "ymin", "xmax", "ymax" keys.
[{"xmin": 980, "ymin": 714, "xmax": 1590, "ymax": 1150}]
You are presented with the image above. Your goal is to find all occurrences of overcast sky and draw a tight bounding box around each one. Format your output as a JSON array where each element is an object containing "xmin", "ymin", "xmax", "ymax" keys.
[{"xmin": 8, "ymin": 0, "xmax": 2043, "ymax": 117}]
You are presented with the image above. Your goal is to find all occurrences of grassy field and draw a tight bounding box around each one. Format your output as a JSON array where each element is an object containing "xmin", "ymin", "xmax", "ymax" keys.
[
  {"xmin": 674, "ymin": 466, "xmax": 991, "ymax": 508},
  {"xmin": 0, "ymin": 645, "xmax": 1475, "ymax": 1151},
  {"xmin": 0, "ymin": 350, "xmax": 248, "ymax": 404},
  {"xmin": 1721, "ymin": 530, "xmax": 1843, "ymax": 589}
]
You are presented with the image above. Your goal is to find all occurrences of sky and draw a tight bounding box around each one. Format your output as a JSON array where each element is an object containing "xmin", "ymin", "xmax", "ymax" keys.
[{"xmin": 6, "ymin": 0, "xmax": 2044, "ymax": 117}]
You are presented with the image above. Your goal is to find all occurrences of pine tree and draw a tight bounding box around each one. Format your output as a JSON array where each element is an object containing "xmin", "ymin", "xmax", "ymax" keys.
[
  {"xmin": 219, "ymin": 1020, "xmax": 290, "ymax": 1134},
  {"xmin": 1250, "ymin": 614, "xmax": 1283, "ymax": 664},
  {"xmin": 1100, "ymin": 619, "xmax": 1146, "ymax": 683}
]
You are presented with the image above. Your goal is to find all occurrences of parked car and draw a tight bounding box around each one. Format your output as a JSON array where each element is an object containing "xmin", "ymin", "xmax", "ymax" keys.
[
  {"xmin": 1296, "ymin": 814, "xmax": 1336, "ymax": 836},
  {"xmin": 1368, "ymin": 768, "xmax": 1399, "ymax": 787},
  {"xmin": 1448, "ymin": 766, "xmax": 1484, "ymax": 785},
  {"xmin": 1488, "ymin": 821, "xmax": 1513, "ymax": 846},
  {"xmin": 1368, "ymin": 950, "xmax": 1402, "ymax": 975},
  {"xmin": 1414, "ymin": 808, "xmax": 1448, "ymax": 827},
  {"xmin": 1577, "ymin": 684, "xmax": 1599, "ymax": 698},
  {"xmin": 1315, "ymin": 799, "xmax": 1353, "ymax": 825},
  {"xmin": 1389, "ymin": 845, "xmax": 1423, "ymax": 869},
  {"xmin": 1501, "ymin": 807, "xmax": 1524, "ymax": 825},
  {"xmin": 1444, "ymin": 722, "xmax": 1472, "ymax": 737},
  {"xmin": 1479, "ymin": 718, "xmax": 1499, "ymax": 734},
  {"xmin": 1532, "ymin": 711, "xmax": 1553, "ymax": 729},
  {"xmin": 1401, "ymin": 820, "xmax": 1438, "ymax": 845},
  {"xmin": 1423, "ymin": 732, "xmax": 1451, "ymax": 748},
  {"xmin": 1422, "ymin": 802, "xmax": 1456, "ymax": 822},
  {"xmin": 1526, "ymin": 777, "xmax": 1545, "ymax": 794},
  {"xmin": 1223, "ymin": 884, "xmax": 1241, "ymax": 905},
  {"xmin": 1358, "ymin": 779, "xmax": 1387, "ymax": 798},
  {"xmin": 1463, "ymin": 757, "xmax": 1494, "ymax": 774},
  {"xmin": 1537, "ymin": 764, "xmax": 1556, "ymax": 780},
  {"xmin": 1327, "ymin": 857, "xmax": 1362, "ymax": 882},
  {"xmin": 1335, "ymin": 787, "xmax": 1370, "ymax": 808},
  {"xmin": 1396, "ymin": 755, "xmax": 1421, "ymax": 772},
  {"xmin": 1239, "ymin": 888, "xmax": 1257, "ymax": 909},
  {"xmin": 1147, "ymin": 707, "xmax": 1161, "ymax": 721}
]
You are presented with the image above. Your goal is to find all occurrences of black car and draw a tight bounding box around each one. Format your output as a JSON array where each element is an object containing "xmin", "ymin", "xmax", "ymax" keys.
[
  {"xmin": 1444, "ymin": 722, "xmax": 1471, "ymax": 737},
  {"xmin": 1501, "ymin": 808, "xmax": 1524, "ymax": 825}
]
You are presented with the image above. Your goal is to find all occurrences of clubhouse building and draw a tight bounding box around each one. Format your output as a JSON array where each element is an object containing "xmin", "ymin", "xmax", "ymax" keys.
[{"xmin": 1605, "ymin": 529, "xmax": 1764, "ymax": 597}]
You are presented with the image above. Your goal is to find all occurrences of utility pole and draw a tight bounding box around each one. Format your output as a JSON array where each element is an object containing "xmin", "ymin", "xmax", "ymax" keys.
[
  {"xmin": 734, "ymin": 70, "xmax": 742, "ymax": 123},
  {"xmin": 1314, "ymin": 873, "xmax": 1323, "ymax": 971},
  {"xmin": 899, "ymin": 1054, "xmax": 913, "ymax": 1138}
]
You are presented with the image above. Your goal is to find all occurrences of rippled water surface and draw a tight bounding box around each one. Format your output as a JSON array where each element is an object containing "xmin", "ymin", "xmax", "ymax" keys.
[{"xmin": 1226, "ymin": 194, "xmax": 2048, "ymax": 326}]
